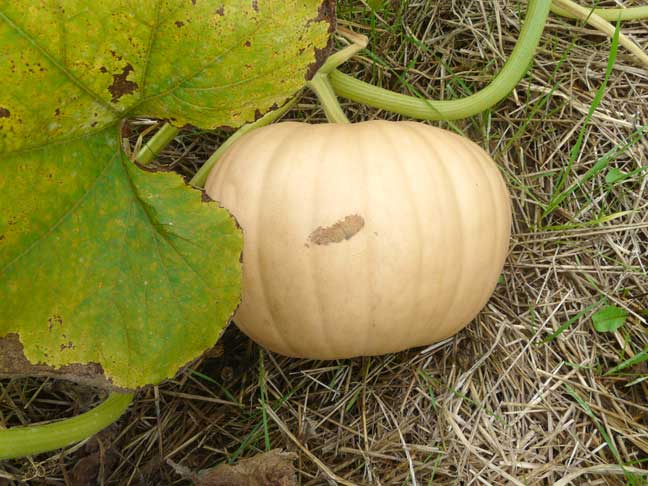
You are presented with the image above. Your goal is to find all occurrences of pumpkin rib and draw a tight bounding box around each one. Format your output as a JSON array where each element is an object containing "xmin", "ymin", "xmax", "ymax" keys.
[
  {"xmin": 463, "ymin": 133, "xmax": 497, "ymax": 327},
  {"xmin": 404, "ymin": 123, "xmax": 449, "ymax": 341},
  {"xmin": 398, "ymin": 123, "xmax": 427, "ymax": 349},
  {"xmin": 444, "ymin": 132, "xmax": 475, "ymax": 338},
  {"xmin": 481, "ymin": 141, "xmax": 509, "ymax": 322},
  {"xmin": 267, "ymin": 126, "xmax": 306, "ymax": 356},
  {"xmin": 379, "ymin": 121, "xmax": 425, "ymax": 351},
  {"xmin": 402, "ymin": 123, "xmax": 442, "ymax": 346},
  {"xmin": 461, "ymin": 137, "xmax": 502, "ymax": 326},
  {"xmin": 309, "ymin": 124, "xmax": 340, "ymax": 358},
  {"xmin": 287, "ymin": 124, "xmax": 332, "ymax": 357},
  {"xmin": 482, "ymin": 139, "xmax": 511, "ymax": 312},
  {"xmin": 254, "ymin": 126, "xmax": 302, "ymax": 355},
  {"xmin": 212, "ymin": 129, "xmax": 269, "ymax": 347},
  {"xmin": 221, "ymin": 129, "xmax": 273, "ymax": 349},
  {"xmin": 433, "ymin": 132, "xmax": 469, "ymax": 335},
  {"xmin": 202, "ymin": 136, "xmax": 263, "ymax": 340},
  {"xmin": 414, "ymin": 125, "xmax": 466, "ymax": 339},
  {"xmin": 358, "ymin": 123, "xmax": 375, "ymax": 356}
]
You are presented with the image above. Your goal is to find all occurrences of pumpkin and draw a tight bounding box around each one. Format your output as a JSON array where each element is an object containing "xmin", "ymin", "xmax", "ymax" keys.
[{"xmin": 205, "ymin": 120, "xmax": 511, "ymax": 359}]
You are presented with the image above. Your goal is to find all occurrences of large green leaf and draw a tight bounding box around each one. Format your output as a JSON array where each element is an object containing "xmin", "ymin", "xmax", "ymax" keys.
[{"xmin": 0, "ymin": 0, "xmax": 333, "ymax": 389}]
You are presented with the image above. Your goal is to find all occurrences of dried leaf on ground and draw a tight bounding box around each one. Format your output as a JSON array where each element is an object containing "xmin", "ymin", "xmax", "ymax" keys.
[{"xmin": 170, "ymin": 450, "xmax": 298, "ymax": 486}]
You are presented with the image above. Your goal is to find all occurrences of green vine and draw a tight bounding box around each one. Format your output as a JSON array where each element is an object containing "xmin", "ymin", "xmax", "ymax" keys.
[
  {"xmin": 329, "ymin": 0, "xmax": 551, "ymax": 120},
  {"xmin": 135, "ymin": 123, "xmax": 181, "ymax": 166},
  {"xmin": 0, "ymin": 392, "xmax": 133, "ymax": 460},
  {"xmin": 307, "ymin": 75, "xmax": 351, "ymax": 124}
]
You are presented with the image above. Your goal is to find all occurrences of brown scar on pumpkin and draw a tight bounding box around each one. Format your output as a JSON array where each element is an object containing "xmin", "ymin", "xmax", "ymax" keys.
[{"xmin": 308, "ymin": 215, "xmax": 365, "ymax": 246}]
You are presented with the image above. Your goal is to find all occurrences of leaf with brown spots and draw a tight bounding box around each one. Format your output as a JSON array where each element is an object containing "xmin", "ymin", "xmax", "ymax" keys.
[{"xmin": 0, "ymin": 1, "xmax": 335, "ymax": 389}]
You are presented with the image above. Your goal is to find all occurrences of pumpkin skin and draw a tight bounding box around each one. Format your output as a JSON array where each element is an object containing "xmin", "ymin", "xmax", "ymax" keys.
[{"xmin": 205, "ymin": 121, "xmax": 511, "ymax": 359}]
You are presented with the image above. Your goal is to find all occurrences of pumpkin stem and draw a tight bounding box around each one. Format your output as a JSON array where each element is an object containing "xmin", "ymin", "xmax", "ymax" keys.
[
  {"xmin": 304, "ymin": 27, "xmax": 368, "ymax": 124},
  {"xmin": 307, "ymin": 74, "xmax": 350, "ymax": 124},
  {"xmin": 0, "ymin": 392, "xmax": 133, "ymax": 459},
  {"xmin": 318, "ymin": 27, "xmax": 368, "ymax": 75}
]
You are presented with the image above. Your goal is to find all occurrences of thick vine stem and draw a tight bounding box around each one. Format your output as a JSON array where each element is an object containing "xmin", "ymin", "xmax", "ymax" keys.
[
  {"xmin": 551, "ymin": 3, "xmax": 648, "ymax": 21},
  {"xmin": 329, "ymin": 0, "xmax": 551, "ymax": 120},
  {"xmin": 551, "ymin": 0, "xmax": 648, "ymax": 68},
  {"xmin": 304, "ymin": 27, "xmax": 368, "ymax": 125},
  {"xmin": 134, "ymin": 123, "xmax": 180, "ymax": 165},
  {"xmin": 318, "ymin": 27, "xmax": 369, "ymax": 75},
  {"xmin": 307, "ymin": 74, "xmax": 351, "ymax": 124},
  {"xmin": 190, "ymin": 96, "xmax": 299, "ymax": 188},
  {"xmin": 0, "ymin": 392, "xmax": 134, "ymax": 460}
]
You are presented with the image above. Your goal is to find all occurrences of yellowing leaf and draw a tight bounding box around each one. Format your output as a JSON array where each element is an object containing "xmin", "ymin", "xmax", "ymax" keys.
[{"xmin": 0, "ymin": 0, "xmax": 334, "ymax": 389}]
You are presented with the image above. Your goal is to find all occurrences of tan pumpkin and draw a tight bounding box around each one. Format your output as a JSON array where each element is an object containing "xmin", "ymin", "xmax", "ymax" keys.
[{"xmin": 205, "ymin": 120, "xmax": 511, "ymax": 359}]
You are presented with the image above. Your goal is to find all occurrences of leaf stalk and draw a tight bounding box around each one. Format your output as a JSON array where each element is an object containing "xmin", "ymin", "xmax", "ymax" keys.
[{"xmin": 0, "ymin": 392, "xmax": 133, "ymax": 460}]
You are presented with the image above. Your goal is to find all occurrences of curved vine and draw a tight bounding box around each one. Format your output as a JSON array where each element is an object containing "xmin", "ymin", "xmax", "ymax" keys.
[
  {"xmin": 0, "ymin": 392, "xmax": 133, "ymax": 460},
  {"xmin": 329, "ymin": 0, "xmax": 551, "ymax": 120}
]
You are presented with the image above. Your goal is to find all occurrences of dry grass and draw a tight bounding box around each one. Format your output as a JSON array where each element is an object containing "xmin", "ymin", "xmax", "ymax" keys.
[{"xmin": 2, "ymin": 1, "xmax": 648, "ymax": 484}]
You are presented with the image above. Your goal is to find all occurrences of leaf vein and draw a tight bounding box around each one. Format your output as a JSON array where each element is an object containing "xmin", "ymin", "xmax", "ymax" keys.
[{"xmin": 0, "ymin": 8, "xmax": 118, "ymax": 115}]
